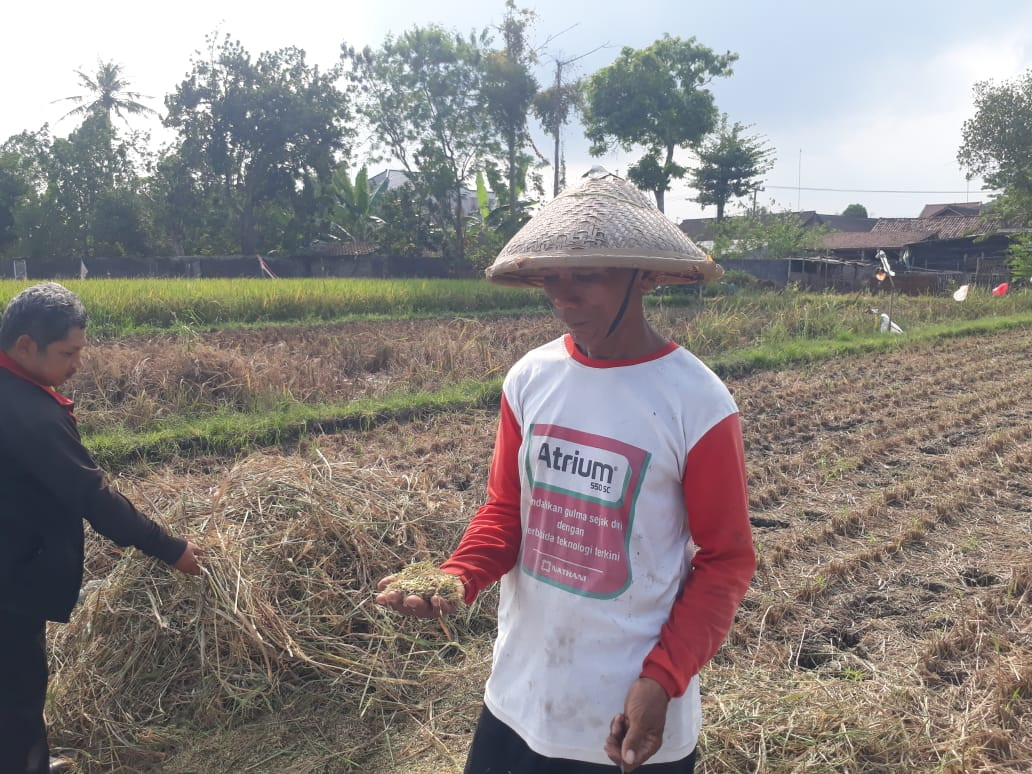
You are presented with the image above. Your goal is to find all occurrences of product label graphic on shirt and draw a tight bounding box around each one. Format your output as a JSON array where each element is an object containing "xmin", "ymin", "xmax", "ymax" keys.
[{"xmin": 521, "ymin": 423, "xmax": 650, "ymax": 597}]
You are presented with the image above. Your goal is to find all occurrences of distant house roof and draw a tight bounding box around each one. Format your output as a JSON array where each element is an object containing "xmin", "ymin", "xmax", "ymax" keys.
[
  {"xmin": 819, "ymin": 230, "xmax": 934, "ymax": 250},
  {"xmin": 796, "ymin": 211, "xmax": 877, "ymax": 232},
  {"xmin": 918, "ymin": 202, "xmax": 983, "ymax": 218},
  {"xmin": 682, "ymin": 210, "xmax": 996, "ymax": 256},
  {"xmin": 679, "ymin": 211, "xmax": 876, "ymax": 239},
  {"xmin": 303, "ymin": 240, "xmax": 378, "ymax": 257},
  {"xmin": 818, "ymin": 213, "xmax": 999, "ymax": 253},
  {"xmin": 872, "ymin": 216, "xmax": 986, "ymax": 240},
  {"xmin": 368, "ymin": 169, "xmax": 416, "ymax": 192},
  {"xmin": 679, "ymin": 217, "xmax": 719, "ymax": 242},
  {"xmin": 679, "ymin": 211, "xmax": 876, "ymax": 245},
  {"xmin": 369, "ymin": 169, "xmax": 494, "ymax": 199}
]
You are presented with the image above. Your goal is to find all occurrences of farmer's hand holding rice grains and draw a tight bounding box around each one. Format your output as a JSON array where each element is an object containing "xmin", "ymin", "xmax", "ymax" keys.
[{"xmin": 377, "ymin": 170, "xmax": 755, "ymax": 773}]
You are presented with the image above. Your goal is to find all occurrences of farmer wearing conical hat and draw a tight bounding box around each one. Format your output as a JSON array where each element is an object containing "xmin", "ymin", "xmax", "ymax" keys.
[{"xmin": 377, "ymin": 170, "xmax": 754, "ymax": 773}]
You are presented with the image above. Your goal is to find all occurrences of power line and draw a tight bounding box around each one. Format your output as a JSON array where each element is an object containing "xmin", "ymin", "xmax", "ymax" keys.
[{"xmin": 764, "ymin": 184, "xmax": 999, "ymax": 195}]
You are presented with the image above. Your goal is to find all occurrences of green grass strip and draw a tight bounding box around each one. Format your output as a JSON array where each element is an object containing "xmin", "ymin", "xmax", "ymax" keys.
[
  {"xmin": 707, "ymin": 313, "xmax": 1032, "ymax": 378},
  {"xmin": 85, "ymin": 314, "xmax": 1032, "ymax": 470},
  {"xmin": 0, "ymin": 277, "xmax": 548, "ymax": 338}
]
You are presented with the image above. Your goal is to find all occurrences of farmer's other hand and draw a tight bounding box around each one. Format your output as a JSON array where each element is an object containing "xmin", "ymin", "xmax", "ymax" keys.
[
  {"xmin": 375, "ymin": 575, "xmax": 462, "ymax": 619},
  {"xmin": 604, "ymin": 677, "xmax": 669, "ymax": 771},
  {"xmin": 172, "ymin": 541, "xmax": 205, "ymax": 576}
]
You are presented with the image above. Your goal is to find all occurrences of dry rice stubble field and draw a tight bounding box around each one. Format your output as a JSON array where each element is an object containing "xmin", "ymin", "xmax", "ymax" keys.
[
  {"xmin": 54, "ymin": 328, "xmax": 1030, "ymax": 773},
  {"xmin": 69, "ymin": 316, "xmax": 565, "ymax": 429},
  {"xmin": 706, "ymin": 329, "xmax": 1031, "ymax": 772}
]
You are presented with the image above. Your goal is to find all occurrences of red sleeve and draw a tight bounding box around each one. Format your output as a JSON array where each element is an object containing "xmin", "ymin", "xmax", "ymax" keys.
[
  {"xmin": 440, "ymin": 394, "xmax": 523, "ymax": 604},
  {"xmin": 640, "ymin": 412, "xmax": 755, "ymax": 698}
]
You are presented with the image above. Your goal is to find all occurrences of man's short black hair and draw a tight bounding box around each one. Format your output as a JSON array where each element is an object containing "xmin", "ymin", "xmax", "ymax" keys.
[{"xmin": 0, "ymin": 282, "xmax": 89, "ymax": 350}]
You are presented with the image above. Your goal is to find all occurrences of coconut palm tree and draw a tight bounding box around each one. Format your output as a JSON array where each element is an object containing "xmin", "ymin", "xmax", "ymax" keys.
[{"xmin": 53, "ymin": 60, "xmax": 157, "ymax": 124}]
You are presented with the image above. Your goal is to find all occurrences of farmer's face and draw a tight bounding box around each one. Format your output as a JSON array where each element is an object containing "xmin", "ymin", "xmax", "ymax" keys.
[
  {"xmin": 15, "ymin": 327, "xmax": 86, "ymax": 388},
  {"xmin": 542, "ymin": 268, "xmax": 641, "ymax": 357}
]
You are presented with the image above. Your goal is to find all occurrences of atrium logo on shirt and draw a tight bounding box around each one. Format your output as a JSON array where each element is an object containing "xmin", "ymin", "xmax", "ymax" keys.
[
  {"xmin": 532, "ymin": 439, "xmax": 628, "ymax": 506},
  {"xmin": 521, "ymin": 423, "xmax": 650, "ymax": 598}
]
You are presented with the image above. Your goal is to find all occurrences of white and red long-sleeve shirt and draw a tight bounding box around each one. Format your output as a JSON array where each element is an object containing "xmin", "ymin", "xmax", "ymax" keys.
[{"xmin": 441, "ymin": 334, "xmax": 754, "ymax": 764}]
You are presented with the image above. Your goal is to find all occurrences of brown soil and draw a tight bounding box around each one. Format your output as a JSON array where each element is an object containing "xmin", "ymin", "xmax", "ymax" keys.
[
  {"xmin": 54, "ymin": 328, "xmax": 1031, "ymax": 772},
  {"xmin": 708, "ymin": 328, "xmax": 1031, "ymax": 772}
]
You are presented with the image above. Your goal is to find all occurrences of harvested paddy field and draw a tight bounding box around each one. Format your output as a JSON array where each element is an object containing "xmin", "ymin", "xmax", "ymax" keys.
[
  {"xmin": 63, "ymin": 295, "xmax": 908, "ymax": 431},
  {"xmin": 70, "ymin": 316, "xmax": 562, "ymax": 424},
  {"xmin": 50, "ymin": 326, "xmax": 1030, "ymax": 773}
]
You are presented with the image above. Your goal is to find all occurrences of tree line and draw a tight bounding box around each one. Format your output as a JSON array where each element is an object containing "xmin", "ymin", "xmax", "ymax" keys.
[
  {"xmin": 3, "ymin": 3, "xmax": 1025, "ymax": 277},
  {"xmin": 958, "ymin": 68, "xmax": 1032, "ymax": 281},
  {"xmin": 0, "ymin": 2, "xmax": 775, "ymax": 269}
]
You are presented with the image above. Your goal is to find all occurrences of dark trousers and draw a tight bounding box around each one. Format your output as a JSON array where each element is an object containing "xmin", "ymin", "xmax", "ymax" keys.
[
  {"xmin": 464, "ymin": 705, "xmax": 697, "ymax": 774},
  {"xmin": 0, "ymin": 612, "xmax": 50, "ymax": 774}
]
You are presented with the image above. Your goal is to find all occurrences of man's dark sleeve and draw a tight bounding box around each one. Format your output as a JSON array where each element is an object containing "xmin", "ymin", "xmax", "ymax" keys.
[{"xmin": 21, "ymin": 406, "xmax": 186, "ymax": 566}]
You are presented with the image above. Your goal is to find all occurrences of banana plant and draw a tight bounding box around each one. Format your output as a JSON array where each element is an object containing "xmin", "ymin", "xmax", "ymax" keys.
[{"xmin": 323, "ymin": 165, "xmax": 386, "ymax": 244}]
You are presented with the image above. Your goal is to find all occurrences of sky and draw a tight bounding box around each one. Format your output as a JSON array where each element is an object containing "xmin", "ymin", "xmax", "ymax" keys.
[{"xmin": 4, "ymin": 0, "xmax": 1031, "ymax": 223}]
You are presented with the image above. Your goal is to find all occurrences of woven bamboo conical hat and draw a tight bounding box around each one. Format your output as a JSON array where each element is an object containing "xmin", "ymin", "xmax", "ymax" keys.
[{"xmin": 486, "ymin": 168, "xmax": 722, "ymax": 286}]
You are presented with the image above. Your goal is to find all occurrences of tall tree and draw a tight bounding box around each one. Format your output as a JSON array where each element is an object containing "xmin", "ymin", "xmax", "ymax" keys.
[
  {"xmin": 53, "ymin": 60, "xmax": 158, "ymax": 124},
  {"xmin": 6, "ymin": 115, "xmax": 150, "ymax": 258},
  {"xmin": 958, "ymin": 69, "xmax": 1032, "ymax": 282},
  {"xmin": 841, "ymin": 203, "xmax": 868, "ymax": 218},
  {"xmin": 958, "ymin": 69, "xmax": 1032, "ymax": 226},
  {"xmin": 480, "ymin": 1, "xmax": 539, "ymax": 236},
  {"xmin": 711, "ymin": 204, "xmax": 827, "ymax": 260},
  {"xmin": 689, "ymin": 116, "xmax": 774, "ymax": 220},
  {"xmin": 1007, "ymin": 232, "xmax": 1032, "ymax": 282},
  {"xmin": 375, "ymin": 183, "xmax": 444, "ymax": 259},
  {"xmin": 0, "ymin": 130, "xmax": 53, "ymax": 257},
  {"xmin": 49, "ymin": 113, "xmax": 147, "ymax": 257},
  {"xmin": 533, "ymin": 61, "xmax": 585, "ymax": 197},
  {"xmin": 583, "ymin": 35, "xmax": 736, "ymax": 212},
  {"xmin": 0, "ymin": 150, "xmax": 33, "ymax": 254},
  {"xmin": 164, "ymin": 35, "xmax": 353, "ymax": 254},
  {"xmin": 344, "ymin": 26, "xmax": 499, "ymax": 263},
  {"xmin": 145, "ymin": 147, "xmax": 222, "ymax": 256}
]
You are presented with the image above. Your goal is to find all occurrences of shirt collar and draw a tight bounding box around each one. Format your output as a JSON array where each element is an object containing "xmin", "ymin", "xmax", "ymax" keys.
[
  {"xmin": 563, "ymin": 333, "xmax": 678, "ymax": 368},
  {"xmin": 0, "ymin": 350, "xmax": 76, "ymax": 412}
]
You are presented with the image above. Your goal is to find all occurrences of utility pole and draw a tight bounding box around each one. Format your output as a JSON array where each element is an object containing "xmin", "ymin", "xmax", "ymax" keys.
[
  {"xmin": 797, "ymin": 148, "xmax": 802, "ymax": 211},
  {"xmin": 550, "ymin": 59, "xmax": 566, "ymax": 198},
  {"xmin": 535, "ymin": 32, "xmax": 608, "ymax": 197}
]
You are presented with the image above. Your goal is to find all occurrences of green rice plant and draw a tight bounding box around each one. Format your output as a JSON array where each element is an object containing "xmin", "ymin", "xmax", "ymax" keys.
[
  {"xmin": 2, "ymin": 278, "xmax": 1028, "ymax": 342},
  {"xmin": 0, "ymin": 278, "xmax": 546, "ymax": 337}
]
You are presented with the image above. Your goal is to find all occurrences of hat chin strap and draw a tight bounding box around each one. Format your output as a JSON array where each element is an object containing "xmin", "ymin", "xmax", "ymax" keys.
[{"xmin": 605, "ymin": 270, "xmax": 639, "ymax": 338}]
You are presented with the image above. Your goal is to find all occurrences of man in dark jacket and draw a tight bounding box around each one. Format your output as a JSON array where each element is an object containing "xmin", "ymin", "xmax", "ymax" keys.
[{"xmin": 0, "ymin": 282, "xmax": 204, "ymax": 774}]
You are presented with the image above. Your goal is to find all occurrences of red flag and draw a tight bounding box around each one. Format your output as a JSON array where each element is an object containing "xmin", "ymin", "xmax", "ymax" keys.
[{"xmin": 991, "ymin": 282, "xmax": 1009, "ymax": 297}]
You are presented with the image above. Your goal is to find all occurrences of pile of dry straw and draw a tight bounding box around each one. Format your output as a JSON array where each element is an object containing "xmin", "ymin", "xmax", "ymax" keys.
[{"xmin": 48, "ymin": 452, "xmax": 491, "ymax": 771}]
